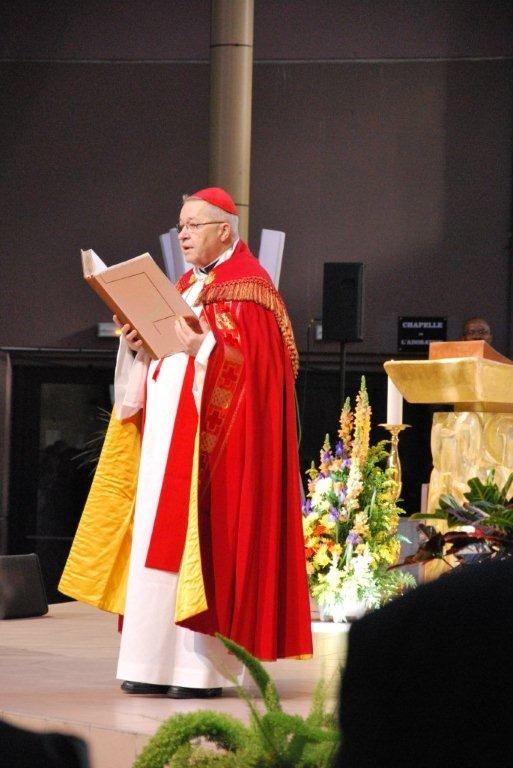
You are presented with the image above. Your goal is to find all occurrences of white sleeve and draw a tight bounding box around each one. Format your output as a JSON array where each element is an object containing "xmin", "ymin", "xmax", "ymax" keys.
[
  {"xmin": 192, "ymin": 330, "xmax": 216, "ymax": 412},
  {"xmin": 113, "ymin": 336, "xmax": 150, "ymax": 420}
]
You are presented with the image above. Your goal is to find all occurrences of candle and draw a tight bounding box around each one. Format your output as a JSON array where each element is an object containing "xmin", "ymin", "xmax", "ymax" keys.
[{"xmin": 387, "ymin": 376, "xmax": 403, "ymax": 425}]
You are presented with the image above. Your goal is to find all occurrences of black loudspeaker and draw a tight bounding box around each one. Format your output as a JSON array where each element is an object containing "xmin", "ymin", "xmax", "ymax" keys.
[
  {"xmin": 0, "ymin": 553, "xmax": 48, "ymax": 619},
  {"xmin": 322, "ymin": 262, "xmax": 364, "ymax": 342}
]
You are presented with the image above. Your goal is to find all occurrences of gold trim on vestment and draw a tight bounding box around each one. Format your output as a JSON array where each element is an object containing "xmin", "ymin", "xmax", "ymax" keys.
[
  {"xmin": 174, "ymin": 427, "xmax": 208, "ymax": 621},
  {"xmin": 198, "ymin": 276, "xmax": 299, "ymax": 377}
]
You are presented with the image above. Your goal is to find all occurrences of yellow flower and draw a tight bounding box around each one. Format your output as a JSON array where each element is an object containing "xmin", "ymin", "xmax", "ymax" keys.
[
  {"xmin": 353, "ymin": 511, "xmax": 369, "ymax": 536},
  {"xmin": 352, "ymin": 378, "xmax": 371, "ymax": 465},
  {"xmin": 320, "ymin": 513, "xmax": 336, "ymax": 530},
  {"xmin": 303, "ymin": 514, "xmax": 317, "ymax": 536},
  {"xmin": 338, "ymin": 397, "xmax": 353, "ymax": 453},
  {"xmin": 313, "ymin": 545, "xmax": 331, "ymax": 568},
  {"xmin": 305, "ymin": 460, "xmax": 318, "ymax": 481},
  {"xmin": 345, "ymin": 460, "xmax": 363, "ymax": 510},
  {"xmin": 318, "ymin": 434, "xmax": 332, "ymax": 475}
]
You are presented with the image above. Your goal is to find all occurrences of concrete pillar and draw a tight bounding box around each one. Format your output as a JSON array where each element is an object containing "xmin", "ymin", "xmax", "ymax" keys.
[{"xmin": 209, "ymin": 0, "xmax": 254, "ymax": 240}]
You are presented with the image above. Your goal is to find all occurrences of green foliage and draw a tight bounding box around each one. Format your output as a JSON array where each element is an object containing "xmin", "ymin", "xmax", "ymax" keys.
[
  {"xmin": 219, "ymin": 636, "xmax": 281, "ymax": 714},
  {"xmin": 372, "ymin": 564, "xmax": 416, "ymax": 602},
  {"xmin": 132, "ymin": 635, "xmax": 339, "ymax": 768},
  {"xmin": 463, "ymin": 470, "xmax": 513, "ymax": 507},
  {"xmin": 132, "ymin": 712, "xmax": 251, "ymax": 768},
  {"xmin": 407, "ymin": 470, "xmax": 513, "ymax": 566},
  {"xmin": 359, "ymin": 442, "xmax": 394, "ymax": 508}
]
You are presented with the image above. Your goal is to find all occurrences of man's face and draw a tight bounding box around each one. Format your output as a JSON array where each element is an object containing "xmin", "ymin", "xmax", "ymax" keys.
[
  {"xmin": 463, "ymin": 319, "xmax": 492, "ymax": 343},
  {"xmin": 178, "ymin": 199, "xmax": 229, "ymax": 268}
]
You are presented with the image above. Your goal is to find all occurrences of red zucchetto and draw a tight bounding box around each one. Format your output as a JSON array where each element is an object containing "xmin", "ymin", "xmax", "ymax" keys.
[{"xmin": 189, "ymin": 187, "xmax": 238, "ymax": 215}]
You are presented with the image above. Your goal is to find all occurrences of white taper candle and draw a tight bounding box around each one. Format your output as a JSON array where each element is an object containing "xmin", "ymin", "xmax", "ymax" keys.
[{"xmin": 386, "ymin": 376, "xmax": 403, "ymax": 425}]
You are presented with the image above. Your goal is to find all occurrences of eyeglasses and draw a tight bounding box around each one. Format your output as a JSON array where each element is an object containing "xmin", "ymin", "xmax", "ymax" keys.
[{"xmin": 176, "ymin": 221, "xmax": 225, "ymax": 234}]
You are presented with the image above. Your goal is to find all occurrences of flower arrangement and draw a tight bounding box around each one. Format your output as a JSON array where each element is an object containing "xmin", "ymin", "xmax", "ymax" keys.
[{"xmin": 302, "ymin": 377, "xmax": 415, "ymax": 620}]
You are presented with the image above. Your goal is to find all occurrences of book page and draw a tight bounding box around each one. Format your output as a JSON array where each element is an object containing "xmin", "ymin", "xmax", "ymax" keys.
[{"xmin": 81, "ymin": 249, "xmax": 107, "ymax": 277}]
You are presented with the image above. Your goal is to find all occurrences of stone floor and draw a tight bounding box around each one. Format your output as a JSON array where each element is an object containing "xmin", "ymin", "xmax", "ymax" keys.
[{"xmin": 0, "ymin": 602, "xmax": 348, "ymax": 767}]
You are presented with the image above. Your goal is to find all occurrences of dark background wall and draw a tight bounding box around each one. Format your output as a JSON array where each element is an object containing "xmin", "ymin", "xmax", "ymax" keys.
[
  {"xmin": 1, "ymin": 0, "xmax": 512, "ymax": 356},
  {"xmin": 1, "ymin": 1, "xmax": 512, "ymax": 590}
]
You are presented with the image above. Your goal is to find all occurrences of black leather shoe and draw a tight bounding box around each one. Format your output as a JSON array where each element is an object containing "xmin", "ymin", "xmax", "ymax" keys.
[
  {"xmin": 121, "ymin": 680, "xmax": 170, "ymax": 695},
  {"xmin": 167, "ymin": 685, "xmax": 223, "ymax": 699}
]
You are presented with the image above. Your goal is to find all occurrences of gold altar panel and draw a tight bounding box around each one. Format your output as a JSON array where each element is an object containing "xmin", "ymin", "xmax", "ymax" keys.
[
  {"xmin": 427, "ymin": 411, "xmax": 513, "ymax": 513},
  {"xmin": 384, "ymin": 358, "xmax": 513, "ymax": 413}
]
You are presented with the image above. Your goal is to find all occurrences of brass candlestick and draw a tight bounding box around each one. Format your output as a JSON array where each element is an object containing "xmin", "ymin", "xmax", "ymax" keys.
[{"xmin": 378, "ymin": 423, "xmax": 410, "ymax": 503}]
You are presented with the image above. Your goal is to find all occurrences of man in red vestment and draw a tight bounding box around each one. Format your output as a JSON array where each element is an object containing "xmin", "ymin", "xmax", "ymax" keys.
[{"xmin": 72, "ymin": 187, "xmax": 313, "ymax": 698}]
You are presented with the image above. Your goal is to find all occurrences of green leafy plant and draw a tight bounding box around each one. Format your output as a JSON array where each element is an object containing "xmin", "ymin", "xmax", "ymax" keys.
[
  {"xmin": 133, "ymin": 635, "xmax": 339, "ymax": 768},
  {"xmin": 402, "ymin": 470, "xmax": 513, "ymax": 566}
]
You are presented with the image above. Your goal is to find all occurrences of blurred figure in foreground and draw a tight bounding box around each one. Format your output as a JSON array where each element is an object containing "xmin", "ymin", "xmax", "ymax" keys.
[
  {"xmin": 0, "ymin": 719, "xmax": 89, "ymax": 768},
  {"xmin": 335, "ymin": 557, "xmax": 513, "ymax": 767}
]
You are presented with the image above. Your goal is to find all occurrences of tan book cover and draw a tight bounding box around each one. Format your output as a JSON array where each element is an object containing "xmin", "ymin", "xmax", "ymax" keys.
[{"xmin": 82, "ymin": 249, "xmax": 199, "ymax": 359}]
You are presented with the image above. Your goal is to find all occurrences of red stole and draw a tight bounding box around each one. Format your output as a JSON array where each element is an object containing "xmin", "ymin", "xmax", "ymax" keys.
[{"xmin": 145, "ymin": 358, "xmax": 197, "ymax": 570}]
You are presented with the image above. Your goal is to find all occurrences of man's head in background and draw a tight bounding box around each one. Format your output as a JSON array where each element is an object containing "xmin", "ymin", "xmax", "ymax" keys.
[{"xmin": 462, "ymin": 316, "xmax": 492, "ymax": 344}]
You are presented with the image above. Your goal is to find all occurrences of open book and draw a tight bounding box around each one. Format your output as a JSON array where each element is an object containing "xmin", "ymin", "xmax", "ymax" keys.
[{"xmin": 82, "ymin": 249, "xmax": 200, "ymax": 359}]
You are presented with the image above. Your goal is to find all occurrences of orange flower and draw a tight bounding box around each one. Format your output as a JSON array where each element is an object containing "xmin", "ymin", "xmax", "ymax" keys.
[{"xmin": 338, "ymin": 397, "xmax": 353, "ymax": 453}]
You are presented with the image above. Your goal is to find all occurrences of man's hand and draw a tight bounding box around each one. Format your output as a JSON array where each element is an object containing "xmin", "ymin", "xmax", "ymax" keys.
[
  {"xmin": 175, "ymin": 314, "xmax": 210, "ymax": 357},
  {"xmin": 113, "ymin": 314, "xmax": 144, "ymax": 353}
]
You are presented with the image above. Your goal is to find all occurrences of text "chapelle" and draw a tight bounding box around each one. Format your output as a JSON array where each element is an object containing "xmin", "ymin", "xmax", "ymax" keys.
[{"xmin": 401, "ymin": 321, "xmax": 444, "ymax": 329}]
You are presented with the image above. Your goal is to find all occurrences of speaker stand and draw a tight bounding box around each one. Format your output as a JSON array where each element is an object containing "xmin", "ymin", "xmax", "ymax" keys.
[{"xmin": 339, "ymin": 342, "xmax": 347, "ymax": 404}]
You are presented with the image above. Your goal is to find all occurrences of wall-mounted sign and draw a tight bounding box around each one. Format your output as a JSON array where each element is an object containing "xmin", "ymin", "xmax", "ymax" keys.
[{"xmin": 398, "ymin": 316, "xmax": 447, "ymax": 354}]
